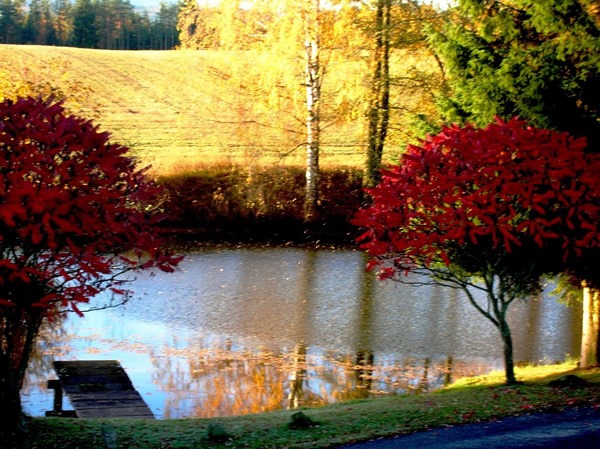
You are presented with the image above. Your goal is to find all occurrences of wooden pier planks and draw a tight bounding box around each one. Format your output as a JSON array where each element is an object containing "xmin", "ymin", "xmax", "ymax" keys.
[{"xmin": 50, "ymin": 360, "xmax": 155, "ymax": 419}]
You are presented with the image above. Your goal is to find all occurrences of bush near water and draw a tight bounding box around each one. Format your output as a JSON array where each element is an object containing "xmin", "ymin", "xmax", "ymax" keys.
[{"xmin": 157, "ymin": 164, "xmax": 366, "ymax": 244}]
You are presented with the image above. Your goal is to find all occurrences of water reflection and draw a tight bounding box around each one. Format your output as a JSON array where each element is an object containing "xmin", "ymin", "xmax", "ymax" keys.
[{"xmin": 22, "ymin": 246, "xmax": 581, "ymax": 419}]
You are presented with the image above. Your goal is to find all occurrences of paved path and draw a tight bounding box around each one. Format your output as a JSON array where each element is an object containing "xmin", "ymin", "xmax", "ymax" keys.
[{"xmin": 336, "ymin": 406, "xmax": 600, "ymax": 449}]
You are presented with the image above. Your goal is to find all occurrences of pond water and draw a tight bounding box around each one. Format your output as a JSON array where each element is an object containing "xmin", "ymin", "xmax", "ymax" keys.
[{"xmin": 22, "ymin": 245, "xmax": 582, "ymax": 419}]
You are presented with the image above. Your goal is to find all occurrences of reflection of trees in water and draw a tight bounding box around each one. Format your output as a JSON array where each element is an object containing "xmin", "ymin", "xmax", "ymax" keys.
[
  {"xmin": 22, "ymin": 317, "xmax": 69, "ymax": 393},
  {"xmin": 323, "ymin": 353, "xmax": 491, "ymax": 399},
  {"xmin": 353, "ymin": 256, "xmax": 375, "ymax": 399},
  {"xmin": 149, "ymin": 336, "xmax": 495, "ymax": 419},
  {"xmin": 287, "ymin": 341, "xmax": 307, "ymax": 409},
  {"xmin": 20, "ymin": 246, "xmax": 584, "ymax": 419},
  {"xmin": 150, "ymin": 336, "xmax": 289, "ymax": 419}
]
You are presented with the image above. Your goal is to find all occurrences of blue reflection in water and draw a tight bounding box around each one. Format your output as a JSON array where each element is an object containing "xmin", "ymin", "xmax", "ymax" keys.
[{"xmin": 22, "ymin": 246, "xmax": 581, "ymax": 419}]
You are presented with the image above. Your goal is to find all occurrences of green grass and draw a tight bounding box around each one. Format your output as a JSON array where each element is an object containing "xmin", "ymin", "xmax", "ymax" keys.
[{"xmin": 24, "ymin": 363, "xmax": 600, "ymax": 449}]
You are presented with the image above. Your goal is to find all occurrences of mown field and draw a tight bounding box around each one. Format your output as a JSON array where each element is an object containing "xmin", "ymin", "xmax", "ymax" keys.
[{"xmin": 0, "ymin": 44, "xmax": 376, "ymax": 173}]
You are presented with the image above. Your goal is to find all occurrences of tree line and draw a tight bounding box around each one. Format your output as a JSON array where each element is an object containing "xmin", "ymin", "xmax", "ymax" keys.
[{"xmin": 0, "ymin": 0, "xmax": 181, "ymax": 49}]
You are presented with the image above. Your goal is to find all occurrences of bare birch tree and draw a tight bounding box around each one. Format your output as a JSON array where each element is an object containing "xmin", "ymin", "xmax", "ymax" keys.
[{"xmin": 302, "ymin": 0, "xmax": 321, "ymax": 223}]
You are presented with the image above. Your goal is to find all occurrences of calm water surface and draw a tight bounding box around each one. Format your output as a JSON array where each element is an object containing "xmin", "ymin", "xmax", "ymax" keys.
[{"xmin": 22, "ymin": 246, "xmax": 582, "ymax": 419}]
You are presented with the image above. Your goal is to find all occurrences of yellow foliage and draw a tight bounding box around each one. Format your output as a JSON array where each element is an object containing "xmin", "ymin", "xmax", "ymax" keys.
[{"xmin": 0, "ymin": 55, "xmax": 95, "ymax": 117}]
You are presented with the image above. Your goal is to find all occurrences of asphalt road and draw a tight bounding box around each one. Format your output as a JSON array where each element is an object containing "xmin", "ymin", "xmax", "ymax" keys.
[{"xmin": 336, "ymin": 406, "xmax": 600, "ymax": 449}]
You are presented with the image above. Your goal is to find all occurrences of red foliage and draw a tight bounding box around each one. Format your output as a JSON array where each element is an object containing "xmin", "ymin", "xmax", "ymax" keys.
[
  {"xmin": 0, "ymin": 97, "xmax": 181, "ymax": 315},
  {"xmin": 354, "ymin": 118, "xmax": 600, "ymax": 283}
]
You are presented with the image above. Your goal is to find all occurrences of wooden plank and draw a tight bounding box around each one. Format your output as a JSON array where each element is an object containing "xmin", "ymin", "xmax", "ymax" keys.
[{"xmin": 52, "ymin": 360, "xmax": 155, "ymax": 419}]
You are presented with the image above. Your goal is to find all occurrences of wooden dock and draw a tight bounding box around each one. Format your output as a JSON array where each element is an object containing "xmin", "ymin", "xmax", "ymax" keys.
[{"xmin": 46, "ymin": 360, "xmax": 155, "ymax": 419}]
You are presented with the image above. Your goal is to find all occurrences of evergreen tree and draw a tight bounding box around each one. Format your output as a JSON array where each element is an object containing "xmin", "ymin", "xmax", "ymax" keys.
[
  {"xmin": 22, "ymin": 0, "xmax": 41, "ymax": 43},
  {"xmin": 71, "ymin": 0, "xmax": 98, "ymax": 47},
  {"xmin": 41, "ymin": 0, "xmax": 57, "ymax": 44},
  {"xmin": 428, "ymin": 0, "xmax": 600, "ymax": 368},
  {"xmin": 429, "ymin": 0, "xmax": 600, "ymax": 149},
  {"xmin": 0, "ymin": 0, "xmax": 25, "ymax": 43},
  {"xmin": 23, "ymin": 0, "xmax": 55, "ymax": 44},
  {"xmin": 53, "ymin": 0, "xmax": 72, "ymax": 45},
  {"xmin": 131, "ymin": 9, "xmax": 151, "ymax": 49},
  {"xmin": 154, "ymin": 1, "xmax": 180, "ymax": 49}
]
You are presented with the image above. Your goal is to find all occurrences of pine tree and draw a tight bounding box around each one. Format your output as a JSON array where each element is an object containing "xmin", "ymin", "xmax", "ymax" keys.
[
  {"xmin": 53, "ymin": 0, "xmax": 72, "ymax": 45},
  {"xmin": 154, "ymin": 2, "xmax": 180, "ymax": 49},
  {"xmin": 0, "ymin": 0, "xmax": 25, "ymax": 43},
  {"xmin": 71, "ymin": 0, "xmax": 98, "ymax": 47},
  {"xmin": 429, "ymin": 0, "xmax": 600, "ymax": 149}
]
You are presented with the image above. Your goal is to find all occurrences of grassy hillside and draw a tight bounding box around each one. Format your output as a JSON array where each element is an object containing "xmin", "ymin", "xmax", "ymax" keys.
[{"xmin": 0, "ymin": 45, "xmax": 370, "ymax": 174}]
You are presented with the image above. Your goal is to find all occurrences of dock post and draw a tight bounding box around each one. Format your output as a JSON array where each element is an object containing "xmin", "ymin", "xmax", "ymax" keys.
[{"xmin": 47, "ymin": 379, "xmax": 63, "ymax": 413}]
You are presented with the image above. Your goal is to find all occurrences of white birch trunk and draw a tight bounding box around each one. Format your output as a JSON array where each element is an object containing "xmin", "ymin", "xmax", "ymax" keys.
[{"xmin": 303, "ymin": 0, "xmax": 321, "ymax": 224}]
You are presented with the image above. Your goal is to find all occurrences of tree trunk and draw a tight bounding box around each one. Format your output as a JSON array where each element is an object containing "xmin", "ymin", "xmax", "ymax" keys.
[
  {"xmin": 0, "ymin": 369, "xmax": 25, "ymax": 438},
  {"xmin": 303, "ymin": 0, "xmax": 321, "ymax": 224},
  {"xmin": 580, "ymin": 285, "xmax": 600, "ymax": 368},
  {"xmin": 0, "ymin": 306, "xmax": 44, "ymax": 441},
  {"xmin": 498, "ymin": 317, "xmax": 517, "ymax": 385},
  {"xmin": 365, "ymin": 0, "xmax": 391, "ymax": 188}
]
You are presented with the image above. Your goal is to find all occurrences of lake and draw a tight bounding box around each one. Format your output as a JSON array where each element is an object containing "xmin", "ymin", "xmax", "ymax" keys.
[{"xmin": 22, "ymin": 245, "xmax": 582, "ymax": 419}]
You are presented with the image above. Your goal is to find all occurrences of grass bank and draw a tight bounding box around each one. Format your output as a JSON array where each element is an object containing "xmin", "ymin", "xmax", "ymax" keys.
[{"xmin": 23, "ymin": 363, "xmax": 600, "ymax": 449}]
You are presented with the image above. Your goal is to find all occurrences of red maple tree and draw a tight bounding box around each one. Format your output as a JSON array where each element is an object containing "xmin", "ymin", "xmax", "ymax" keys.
[
  {"xmin": 354, "ymin": 117, "xmax": 600, "ymax": 384},
  {"xmin": 0, "ymin": 97, "xmax": 181, "ymax": 434}
]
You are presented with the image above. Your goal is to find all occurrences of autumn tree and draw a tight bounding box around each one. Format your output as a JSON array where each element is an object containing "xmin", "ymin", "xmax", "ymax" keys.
[
  {"xmin": 427, "ymin": 0, "xmax": 600, "ymax": 367},
  {"xmin": 363, "ymin": 0, "xmax": 391, "ymax": 188},
  {"xmin": 177, "ymin": 0, "xmax": 217, "ymax": 49},
  {"xmin": 302, "ymin": 0, "xmax": 322, "ymax": 223},
  {"xmin": 0, "ymin": 97, "xmax": 181, "ymax": 437},
  {"xmin": 362, "ymin": 0, "xmax": 445, "ymax": 187},
  {"xmin": 354, "ymin": 118, "xmax": 600, "ymax": 384},
  {"xmin": 177, "ymin": 0, "xmax": 365, "ymax": 225},
  {"xmin": 52, "ymin": 0, "xmax": 72, "ymax": 45}
]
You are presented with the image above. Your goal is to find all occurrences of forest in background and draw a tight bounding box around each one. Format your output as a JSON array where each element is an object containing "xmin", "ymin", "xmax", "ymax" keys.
[
  {"xmin": 0, "ymin": 0, "xmax": 180, "ymax": 49},
  {"xmin": 1, "ymin": 7, "xmax": 600, "ymax": 441}
]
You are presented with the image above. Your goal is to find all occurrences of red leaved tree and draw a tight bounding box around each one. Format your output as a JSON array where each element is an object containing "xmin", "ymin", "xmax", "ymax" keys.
[
  {"xmin": 0, "ymin": 97, "xmax": 181, "ymax": 434},
  {"xmin": 354, "ymin": 117, "xmax": 600, "ymax": 385}
]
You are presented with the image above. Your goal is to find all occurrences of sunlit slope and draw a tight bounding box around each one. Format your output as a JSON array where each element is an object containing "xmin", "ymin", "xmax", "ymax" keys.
[{"xmin": 0, "ymin": 45, "xmax": 366, "ymax": 173}]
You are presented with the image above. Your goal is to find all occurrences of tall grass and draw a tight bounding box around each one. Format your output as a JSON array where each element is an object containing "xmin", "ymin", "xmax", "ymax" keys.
[{"xmin": 158, "ymin": 162, "xmax": 365, "ymax": 243}]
